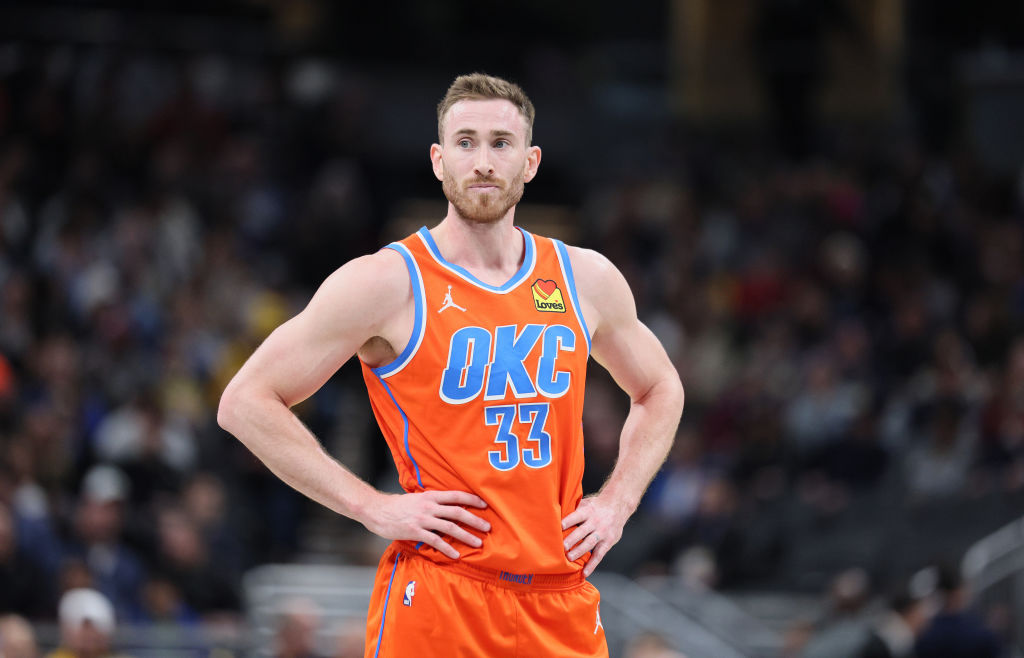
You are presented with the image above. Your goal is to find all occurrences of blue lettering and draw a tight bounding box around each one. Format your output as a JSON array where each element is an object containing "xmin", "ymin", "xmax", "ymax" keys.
[
  {"xmin": 499, "ymin": 571, "xmax": 534, "ymax": 584},
  {"xmin": 484, "ymin": 324, "xmax": 543, "ymax": 400},
  {"xmin": 536, "ymin": 325, "xmax": 575, "ymax": 398},
  {"xmin": 440, "ymin": 324, "xmax": 577, "ymax": 405},
  {"xmin": 486, "ymin": 406, "xmax": 519, "ymax": 471},
  {"xmin": 518, "ymin": 403, "xmax": 552, "ymax": 469},
  {"xmin": 439, "ymin": 327, "xmax": 491, "ymax": 404}
]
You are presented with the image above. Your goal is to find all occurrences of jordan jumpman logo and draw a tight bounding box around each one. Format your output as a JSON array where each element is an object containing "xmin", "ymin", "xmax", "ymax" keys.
[{"xmin": 438, "ymin": 285, "xmax": 466, "ymax": 313}]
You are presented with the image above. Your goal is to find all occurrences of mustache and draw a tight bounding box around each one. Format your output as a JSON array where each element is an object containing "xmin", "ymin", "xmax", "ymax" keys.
[{"xmin": 466, "ymin": 176, "xmax": 503, "ymax": 186}]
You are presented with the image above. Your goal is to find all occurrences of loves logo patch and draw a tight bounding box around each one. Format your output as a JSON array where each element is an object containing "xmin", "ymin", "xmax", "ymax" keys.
[{"xmin": 532, "ymin": 279, "xmax": 566, "ymax": 313}]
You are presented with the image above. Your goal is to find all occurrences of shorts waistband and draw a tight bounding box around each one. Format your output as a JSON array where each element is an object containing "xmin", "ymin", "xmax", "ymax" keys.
[{"xmin": 397, "ymin": 545, "xmax": 586, "ymax": 591}]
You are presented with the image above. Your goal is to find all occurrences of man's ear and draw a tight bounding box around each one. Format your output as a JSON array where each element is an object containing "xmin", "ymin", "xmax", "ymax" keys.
[
  {"xmin": 523, "ymin": 145, "xmax": 542, "ymax": 183},
  {"xmin": 430, "ymin": 143, "xmax": 444, "ymax": 182}
]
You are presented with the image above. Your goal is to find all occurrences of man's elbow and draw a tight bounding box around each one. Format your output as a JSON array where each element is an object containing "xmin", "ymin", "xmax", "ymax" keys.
[
  {"xmin": 217, "ymin": 381, "xmax": 244, "ymax": 435},
  {"xmin": 634, "ymin": 368, "xmax": 685, "ymax": 414},
  {"xmin": 662, "ymin": 373, "xmax": 685, "ymax": 452},
  {"xmin": 670, "ymin": 371, "xmax": 685, "ymax": 416},
  {"xmin": 657, "ymin": 365, "xmax": 685, "ymax": 412}
]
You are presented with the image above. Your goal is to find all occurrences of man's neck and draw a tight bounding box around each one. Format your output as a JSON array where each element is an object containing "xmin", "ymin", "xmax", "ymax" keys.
[{"xmin": 431, "ymin": 210, "xmax": 524, "ymax": 284}]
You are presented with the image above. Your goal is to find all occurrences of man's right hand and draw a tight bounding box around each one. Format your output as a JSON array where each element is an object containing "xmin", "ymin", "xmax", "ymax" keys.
[{"xmin": 361, "ymin": 490, "xmax": 490, "ymax": 559}]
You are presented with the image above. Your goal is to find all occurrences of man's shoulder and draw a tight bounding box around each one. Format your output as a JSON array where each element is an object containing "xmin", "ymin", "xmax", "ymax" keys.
[
  {"xmin": 547, "ymin": 242, "xmax": 616, "ymax": 285},
  {"xmin": 310, "ymin": 247, "xmax": 413, "ymax": 320}
]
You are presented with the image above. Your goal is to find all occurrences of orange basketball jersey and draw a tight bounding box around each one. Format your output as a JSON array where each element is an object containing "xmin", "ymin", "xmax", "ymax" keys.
[{"xmin": 360, "ymin": 226, "xmax": 592, "ymax": 577}]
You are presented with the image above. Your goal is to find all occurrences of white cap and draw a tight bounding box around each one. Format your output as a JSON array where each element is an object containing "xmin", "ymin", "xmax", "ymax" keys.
[
  {"xmin": 81, "ymin": 465, "xmax": 129, "ymax": 504},
  {"xmin": 58, "ymin": 588, "xmax": 116, "ymax": 636}
]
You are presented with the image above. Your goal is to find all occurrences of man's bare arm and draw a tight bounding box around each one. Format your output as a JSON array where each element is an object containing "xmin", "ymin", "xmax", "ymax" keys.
[
  {"xmin": 217, "ymin": 249, "xmax": 489, "ymax": 559},
  {"xmin": 560, "ymin": 247, "xmax": 685, "ymax": 575}
]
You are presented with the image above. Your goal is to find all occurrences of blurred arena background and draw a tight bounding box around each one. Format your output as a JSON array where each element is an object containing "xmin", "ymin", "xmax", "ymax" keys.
[{"xmin": 1, "ymin": 0, "xmax": 1023, "ymax": 656}]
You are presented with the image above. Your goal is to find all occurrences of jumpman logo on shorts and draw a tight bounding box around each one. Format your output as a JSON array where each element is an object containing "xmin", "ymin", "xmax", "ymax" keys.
[
  {"xmin": 438, "ymin": 285, "xmax": 467, "ymax": 313},
  {"xmin": 594, "ymin": 604, "xmax": 603, "ymax": 635}
]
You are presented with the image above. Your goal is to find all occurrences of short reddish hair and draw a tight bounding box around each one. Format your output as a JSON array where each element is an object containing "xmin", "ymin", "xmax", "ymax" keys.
[{"xmin": 437, "ymin": 73, "xmax": 536, "ymax": 145}]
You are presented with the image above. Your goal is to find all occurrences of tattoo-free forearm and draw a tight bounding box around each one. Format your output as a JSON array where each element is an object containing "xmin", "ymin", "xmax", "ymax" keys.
[
  {"xmin": 599, "ymin": 373, "xmax": 684, "ymax": 514},
  {"xmin": 217, "ymin": 386, "xmax": 379, "ymax": 525}
]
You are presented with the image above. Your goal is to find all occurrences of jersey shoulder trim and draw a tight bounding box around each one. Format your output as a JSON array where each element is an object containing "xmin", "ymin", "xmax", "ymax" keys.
[
  {"xmin": 416, "ymin": 226, "xmax": 537, "ymax": 294},
  {"xmin": 552, "ymin": 240, "xmax": 592, "ymax": 355},
  {"xmin": 372, "ymin": 242, "xmax": 427, "ymax": 378}
]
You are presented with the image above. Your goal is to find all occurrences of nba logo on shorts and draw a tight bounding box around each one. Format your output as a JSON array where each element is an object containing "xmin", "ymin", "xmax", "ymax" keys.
[{"xmin": 403, "ymin": 581, "xmax": 416, "ymax": 606}]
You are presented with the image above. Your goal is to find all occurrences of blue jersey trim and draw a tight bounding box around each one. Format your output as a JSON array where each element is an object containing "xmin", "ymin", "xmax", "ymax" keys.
[
  {"xmin": 372, "ymin": 243, "xmax": 426, "ymax": 378},
  {"xmin": 553, "ymin": 240, "xmax": 592, "ymax": 355},
  {"xmin": 375, "ymin": 374, "xmax": 423, "ymax": 488},
  {"xmin": 373, "ymin": 552, "xmax": 401, "ymax": 658},
  {"xmin": 417, "ymin": 226, "xmax": 536, "ymax": 294}
]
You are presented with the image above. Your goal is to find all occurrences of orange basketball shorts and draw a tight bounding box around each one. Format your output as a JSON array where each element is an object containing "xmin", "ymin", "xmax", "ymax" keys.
[{"xmin": 364, "ymin": 543, "xmax": 609, "ymax": 657}]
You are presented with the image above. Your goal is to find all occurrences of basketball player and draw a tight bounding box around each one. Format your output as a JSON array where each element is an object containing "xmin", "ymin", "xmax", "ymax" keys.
[{"xmin": 218, "ymin": 73, "xmax": 684, "ymax": 657}]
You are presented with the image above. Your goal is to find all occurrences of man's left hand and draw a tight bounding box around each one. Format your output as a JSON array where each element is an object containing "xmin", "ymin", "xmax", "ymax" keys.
[{"xmin": 561, "ymin": 494, "xmax": 629, "ymax": 577}]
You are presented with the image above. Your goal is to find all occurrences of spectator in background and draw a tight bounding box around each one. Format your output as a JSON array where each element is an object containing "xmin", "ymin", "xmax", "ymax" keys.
[
  {"xmin": 12, "ymin": 396, "xmax": 75, "ymax": 506},
  {"xmin": 93, "ymin": 391, "xmax": 194, "ymax": 506},
  {"xmin": 801, "ymin": 568, "xmax": 873, "ymax": 658},
  {"xmin": 645, "ymin": 430, "xmax": 708, "ymax": 528},
  {"xmin": 57, "ymin": 558, "xmax": 96, "ymax": 598},
  {"xmin": 731, "ymin": 398, "xmax": 792, "ymax": 504},
  {"xmin": 133, "ymin": 571, "xmax": 208, "ymax": 656},
  {"xmin": 858, "ymin": 584, "xmax": 935, "ymax": 658},
  {"xmin": 674, "ymin": 545, "xmax": 719, "ymax": 592},
  {"xmin": 273, "ymin": 598, "xmax": 325, "ymax": 658},
  {"xmin": 0, "ymin": 614, "xmax": 39, "ymax": 658},
  {"xmin": 0, "ymin": 503, "xmax": 52, "ymax": 619},
  {"xmin": 675, "ymin": 475, "xmax": 747, "ymax": 587},
  {"xmin": 136, "ymin": 572, "xmax": 199, "ymax": 627},
  {"xmin": 784, "ymin": 351, "xmax": 864, "ymax": 462},
  {"xmin": 1, "ymin": 435, "xmax": 63, "ymax": 578},
  {"xmin": 816, "ymin": 406, "xmax": 890, "ymax": 491},
  {"xmin": 915, "ymin": 564, "xmax": 1001, "ymax": 658},
  {"xmin": 62, "ymin": 465, "xmax": 145, "ymax": 621},
  {"xmin": 153, "ymin": 506, "xmax": 239, "ymax": 621},
  {"xmin": 329, "ymin": 619, "xmax": 364, "ymax": 658},
  {"xmin": 904, "ymin": 400, "xmax": 975, "ymax": 502},
  {"xmin": 180, "ymin": 472, "xmax": 246, "ymax": 581},
  {"xmin": 46, "ymin": 589, "xmax": 125, "ymax": 658},
  {"xmin": 0, "ymin": 275, "xmax": 33, "ymax": 379},
  {"xmin": 623, "ymin": 631, "xmax": 687, "ymax": 658},
  {"xmin": 978, "ymin": 337, "xmax": 1024, "ymax": 487},
  {"xmin": 606, "ymin": 427, "xmax": 709, "ymax": 574}
]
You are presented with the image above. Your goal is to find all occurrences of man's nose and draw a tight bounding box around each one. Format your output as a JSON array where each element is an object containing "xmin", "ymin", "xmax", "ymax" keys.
[{"xmin": 473, "ymin": 150, "xmax": 494, "ymax": 177}]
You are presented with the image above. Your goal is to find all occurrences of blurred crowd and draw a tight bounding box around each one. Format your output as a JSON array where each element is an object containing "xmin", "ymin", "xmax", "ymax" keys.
[
  {"xmin": 0, "ymin": 44, "xmax": 380, "ymax": 654},
  {"xmin": 594, "ymin": 133, "xmax": 1024, "ymax": 580},
  {"xmin": 780, "ymin": 563, "xmax": 1005, "ymax": 658},
  {"xmin": 0, "ymin": 34, "xmax": 1023, "ymax": 657}
]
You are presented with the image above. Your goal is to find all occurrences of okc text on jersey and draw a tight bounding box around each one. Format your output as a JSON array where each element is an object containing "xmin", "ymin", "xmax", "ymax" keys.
[{"xmin": 439, "ymin": 324, "xmax": 576, "ymax": 404}]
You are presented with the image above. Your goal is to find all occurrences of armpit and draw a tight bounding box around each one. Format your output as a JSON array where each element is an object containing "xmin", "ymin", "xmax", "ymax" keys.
[{"xmin": 358, "ymin": 335, "xmax": 398, "ymax": 369}]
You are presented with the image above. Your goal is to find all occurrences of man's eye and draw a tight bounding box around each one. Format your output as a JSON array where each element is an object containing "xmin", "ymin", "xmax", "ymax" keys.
[
  {"xmin": 458, "ymin": 139, "xmax": 472, "ymax": 148},
  {"xmin": 494, "ymin": 140, "xmax": 510, "ymax": 149}
]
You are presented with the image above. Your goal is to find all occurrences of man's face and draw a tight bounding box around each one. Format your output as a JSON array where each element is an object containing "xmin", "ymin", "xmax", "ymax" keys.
[
  {"xmin": 67, "ymin": 620, "xmax": 110, "ymax": 657},
  {"xmin": 432, "ymin": 99, "xmax": 541, "ymax": 224}
]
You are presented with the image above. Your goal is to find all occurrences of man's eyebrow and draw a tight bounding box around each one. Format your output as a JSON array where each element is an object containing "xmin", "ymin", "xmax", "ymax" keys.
[{"xmin": 452, "ymin": 128, "xmax": 516, "ymax": 138}]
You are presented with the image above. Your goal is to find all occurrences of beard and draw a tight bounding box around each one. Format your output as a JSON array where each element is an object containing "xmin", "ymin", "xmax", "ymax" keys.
[{"xmin": 442, "ymin": 168, "xmax": 525, "ymax": 224}]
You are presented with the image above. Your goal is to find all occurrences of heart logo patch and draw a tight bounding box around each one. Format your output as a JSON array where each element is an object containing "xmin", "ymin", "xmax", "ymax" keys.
[
  {"xmin": 532, "ymin": 279, "xmax": 566, "ymax": 313},
  {"xmin": 534, "ymin": 279, "xmax": 557, "ymax": 299}
]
